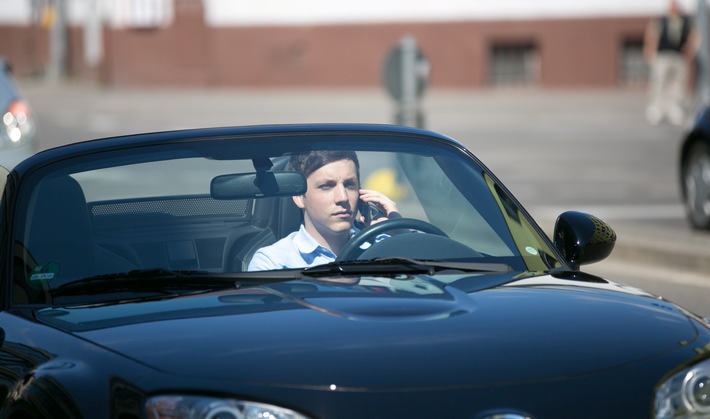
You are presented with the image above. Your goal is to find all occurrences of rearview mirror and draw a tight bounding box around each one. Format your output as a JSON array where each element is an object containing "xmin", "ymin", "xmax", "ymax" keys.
[{"xmin": 211, "ymin": 171, "xmax": 307, "ymax": 200}]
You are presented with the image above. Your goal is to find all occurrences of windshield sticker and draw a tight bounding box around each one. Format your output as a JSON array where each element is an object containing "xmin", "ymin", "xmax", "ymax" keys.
[
  {"xmin": 525, "ymin": 246, "xmax": 539, "ymax": 256},
  {"xmin": 29, "ymin": 262, "xmax": 60, "ymax": 282}
]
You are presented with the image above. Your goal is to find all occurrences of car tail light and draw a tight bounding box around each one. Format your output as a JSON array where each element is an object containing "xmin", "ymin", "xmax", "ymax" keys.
[{"xmin": 3, "ymin": 100, "xmax": 34, "ymax": 144}]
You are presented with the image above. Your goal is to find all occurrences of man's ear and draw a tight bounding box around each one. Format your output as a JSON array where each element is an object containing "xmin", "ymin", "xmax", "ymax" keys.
[{"xmin": 292, "ymin": 194, "xmax": 305, "ymax": 209}]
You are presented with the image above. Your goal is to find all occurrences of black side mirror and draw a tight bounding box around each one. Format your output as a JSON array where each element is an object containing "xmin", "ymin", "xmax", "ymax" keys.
[{"xmin": 553, "ymin": 211, "xmax": 616, "ymax": 269}]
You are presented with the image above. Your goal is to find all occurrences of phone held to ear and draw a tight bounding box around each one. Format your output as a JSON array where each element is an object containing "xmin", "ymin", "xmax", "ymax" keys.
[
  {"xmin": 358, "ymin": 200, "xmax": 385, "ymax": 224},
  {"xmin": 357, "ymin": 200, "xmax": 400, "ymax": 226}
]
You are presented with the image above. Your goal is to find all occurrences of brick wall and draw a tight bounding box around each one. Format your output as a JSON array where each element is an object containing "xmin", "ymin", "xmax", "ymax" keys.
[{"xmin": 0, "ymin": 1, "xmax": 652, "ymax": 89}]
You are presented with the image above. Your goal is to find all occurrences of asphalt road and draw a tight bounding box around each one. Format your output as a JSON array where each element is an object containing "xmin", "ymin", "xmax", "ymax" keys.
[{"xmin": 16, "ymin": 81, "xmax": 710, "ymax": 317}]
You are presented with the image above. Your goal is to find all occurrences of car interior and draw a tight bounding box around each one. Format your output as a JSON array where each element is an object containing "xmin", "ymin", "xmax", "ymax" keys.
[
  {"xmin": 14, "ymin": 176, "xmax": 305, "ymax": 304},
  {"xmin": 16, "ymin": 161, "xmax": 309, "ymax": 296}
]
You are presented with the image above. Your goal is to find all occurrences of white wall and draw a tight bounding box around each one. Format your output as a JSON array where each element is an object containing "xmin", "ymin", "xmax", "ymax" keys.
[
  {"xmin": 0, "ymin": 0, "xmax": 34, "ymax": 24},
  {"xmin": 0, "ymin": 0, "xmax": 173, "ymax": 27},
  {"xmin": 202, "ymin": 0, "xmax": 700, "ymax": 26},
  {"xmin": 0, "ymin": 0, "xmax": 703, "ymax": 26}
]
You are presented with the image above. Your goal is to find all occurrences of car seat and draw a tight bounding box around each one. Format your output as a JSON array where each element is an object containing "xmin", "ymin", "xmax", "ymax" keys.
[
  {"xmin": 229, "ymin": 195, "xmax": 303, "ymax": 271},
  {"xmin": 24, "ymin": 176, "xmax": 136, "ymax": 285}
]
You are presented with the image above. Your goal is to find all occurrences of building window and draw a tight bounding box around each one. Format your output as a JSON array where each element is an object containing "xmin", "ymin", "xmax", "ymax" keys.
[
  {"xmin": 620, "ymin": 38, "xmax": 648, "ymax": 86},
  {"xmin": 489, "ymin": 42, "xmax": 539, "ymax": 87},
  {"xmin": 110, "ymin": 0, "xmax": 174, "ymax": 29}
]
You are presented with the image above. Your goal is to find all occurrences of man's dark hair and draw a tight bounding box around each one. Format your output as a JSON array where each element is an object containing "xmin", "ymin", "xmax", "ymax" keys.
[{"xmin": 289, "ymin": 150, "xmax": 360, "ymax": 179}]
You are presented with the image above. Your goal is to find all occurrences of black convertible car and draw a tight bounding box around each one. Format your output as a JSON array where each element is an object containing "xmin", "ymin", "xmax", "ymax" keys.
[{"xmin": 0, "ymin": 124, "xmax": 708, "ymax": 418}]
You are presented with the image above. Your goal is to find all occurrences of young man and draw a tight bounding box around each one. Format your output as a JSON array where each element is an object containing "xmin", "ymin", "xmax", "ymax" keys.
[
  {"xmin": 247, "ymin": 150, "xmax": 399, "ymax": 271},
  {"xmin": 643, "ymin": 0, "xmax": 699, "ymax": 126}
]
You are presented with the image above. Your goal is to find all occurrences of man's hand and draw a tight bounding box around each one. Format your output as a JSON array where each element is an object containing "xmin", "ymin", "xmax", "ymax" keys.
[{"xmin": 358, "ymin": 189, "xmax": 400, "ymax": 225}]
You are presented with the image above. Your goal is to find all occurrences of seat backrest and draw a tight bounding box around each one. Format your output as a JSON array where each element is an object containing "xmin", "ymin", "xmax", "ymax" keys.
[
  {"xmin": 231, "ymin": 227, "xmax": 277, "ymax": 271},
  {"xmin": 26, "ymin": 176, "xmax": 94, "ymax": 281},
  {"xmin": 230, "ymin": 195, "xmax": 303, "ymax": 271},
  {"xmin": 252, "ymin": 195, "xmax": 302, "ymax": 240},
  {"xmin": 273, "ymin": 196, "xmax": 303, "ymax": 240}
]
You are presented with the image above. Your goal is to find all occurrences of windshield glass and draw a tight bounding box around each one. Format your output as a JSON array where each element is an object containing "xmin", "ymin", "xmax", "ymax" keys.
[{"xmin": 10, "ymin": 130, "xmax": 560, "ymax": 304}]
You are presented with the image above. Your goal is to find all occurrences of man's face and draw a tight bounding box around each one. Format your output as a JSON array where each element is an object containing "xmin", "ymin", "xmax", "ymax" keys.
[{"xmin": 294, "ymin": 159, "xmax": 359, "ymax": 241}]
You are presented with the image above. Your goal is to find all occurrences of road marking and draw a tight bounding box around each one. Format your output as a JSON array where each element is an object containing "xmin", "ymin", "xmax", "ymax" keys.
[{"xmin": 587, "ymin": 260, "xmax": 710, "ymax": 290}]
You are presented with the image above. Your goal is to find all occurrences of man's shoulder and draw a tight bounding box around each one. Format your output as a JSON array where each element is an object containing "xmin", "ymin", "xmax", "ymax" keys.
[{"xmin": 247, "ymin": 230, "xmax": 302, "ymax": 271}]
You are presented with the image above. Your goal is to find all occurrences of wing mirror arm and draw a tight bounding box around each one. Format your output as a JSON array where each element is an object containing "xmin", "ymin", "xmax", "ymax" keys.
[{"xmin": 552, "ymin": 211, "xmax": 616, "ymax": 270}]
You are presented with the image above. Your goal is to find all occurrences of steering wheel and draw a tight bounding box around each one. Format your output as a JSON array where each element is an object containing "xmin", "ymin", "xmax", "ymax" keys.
[{"xmin": 336, "ymin": 217, "xmax": 448, "ymax": 261}]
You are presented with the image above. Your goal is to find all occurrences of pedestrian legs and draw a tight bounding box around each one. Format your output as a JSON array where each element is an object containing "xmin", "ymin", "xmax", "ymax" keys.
[{"xmin": 646, "ymin": 52, "xmax": 690, "ymax": 125}]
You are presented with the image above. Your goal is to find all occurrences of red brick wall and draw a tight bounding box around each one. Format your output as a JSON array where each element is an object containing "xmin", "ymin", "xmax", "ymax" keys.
[
  {"xmin": 0, "ymin": 1, "xmax": 653, "ymax": 89},
  {"xmin": 101, "ymin": 0, "xmax": 208, "ymax": 86},
  {"xmin": 0, "ymin": 25, "xmax": 48, "ymax": 78}
]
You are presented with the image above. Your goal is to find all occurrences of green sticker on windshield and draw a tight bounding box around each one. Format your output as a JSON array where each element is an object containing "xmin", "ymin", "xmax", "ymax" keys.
[{"xmin": 29, "ymin": 262, "xmax": 60, "ymax": 282}]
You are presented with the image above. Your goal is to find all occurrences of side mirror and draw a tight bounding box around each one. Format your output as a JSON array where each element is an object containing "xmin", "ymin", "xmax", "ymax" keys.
[{"xmin": 553, "ymin": 211, "xmax": 616, "ymax": 269}]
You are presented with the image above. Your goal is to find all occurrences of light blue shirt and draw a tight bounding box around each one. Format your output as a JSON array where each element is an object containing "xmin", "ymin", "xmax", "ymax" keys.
[{"xmin": 248, "ymin": 224, "xmax": 348, "ymax": 271}]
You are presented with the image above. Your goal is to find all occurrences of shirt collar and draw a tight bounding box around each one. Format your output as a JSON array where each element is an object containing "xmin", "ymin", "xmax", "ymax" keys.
[
  {"xmin": 293, "ymin": 224, "xmax": 361, "ymax": 256},
  {"xmin": 293, "ymin": 224, "xmax": 323, "ymax": 255}
]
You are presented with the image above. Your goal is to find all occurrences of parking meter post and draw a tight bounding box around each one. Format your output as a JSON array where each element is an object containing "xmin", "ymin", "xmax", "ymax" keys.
[
  {"xmin": 46, "ymin": 0, "xmax": 67, "ymax": 83},
  {"xmin": 400, "ymin": 36, "xmax": 418, "ymax": 127},
  {"xmin": 383, "ymin": 36, "xmax": 430, "ymax": 128}
]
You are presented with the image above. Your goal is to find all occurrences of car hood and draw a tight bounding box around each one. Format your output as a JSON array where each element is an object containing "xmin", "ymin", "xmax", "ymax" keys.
[{"xmin": 38, "ymin": 273, "xmax": 698, "ymax": 390}]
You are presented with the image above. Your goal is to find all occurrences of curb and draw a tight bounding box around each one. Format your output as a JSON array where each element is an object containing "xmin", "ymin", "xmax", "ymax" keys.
[{"xmin": 608, "ymin": 222, "xmax": 710, "ymax": 275}]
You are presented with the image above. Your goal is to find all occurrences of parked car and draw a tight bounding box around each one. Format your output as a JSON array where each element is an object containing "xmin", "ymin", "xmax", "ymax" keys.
[
  {"xmin": 679, "ymin": 105, "xmax": 710, "ymax": 230},
  {"xmin": 0, "ymin": 124, "xmax": 708, "ymax": 418},
  {"xmin": 0, "ymin": 58, "xmax": 38, "ymax": 169}
]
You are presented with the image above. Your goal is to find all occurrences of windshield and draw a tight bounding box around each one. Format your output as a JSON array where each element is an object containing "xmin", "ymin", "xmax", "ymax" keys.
[{"xmin": 9, "ymin": 130, "xmax": 560, "ymax": 304}]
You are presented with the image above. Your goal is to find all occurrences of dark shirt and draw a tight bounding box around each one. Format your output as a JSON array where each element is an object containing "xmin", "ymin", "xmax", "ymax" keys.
[{"xmin": 657, "ymin": 15, "xmax": 691, "ymax": 53}]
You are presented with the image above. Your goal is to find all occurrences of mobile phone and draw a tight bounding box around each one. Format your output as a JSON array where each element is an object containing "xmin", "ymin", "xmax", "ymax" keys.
[{"xmin": 358, "ymin": 200, "xmax": 387, "ymax": 224}]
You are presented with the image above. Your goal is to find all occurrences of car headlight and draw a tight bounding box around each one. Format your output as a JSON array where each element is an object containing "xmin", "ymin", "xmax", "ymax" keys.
[
  {"xmin": 145, "ymin": 395, "xmax": 312, "ymax": 419},
  {"xmin": 655, "ymin": 358, "xmax": 710, "ymax": 418}
]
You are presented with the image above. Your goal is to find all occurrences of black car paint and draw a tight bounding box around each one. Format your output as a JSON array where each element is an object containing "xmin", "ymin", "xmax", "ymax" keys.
[
  {"xmin": 1, "ymin": 272, "xmax": 708, "ymax": 418},
  {"xmin": 680, "ymin": 107, "xmax": 710, "ymax": 167},
  {"xmin": 679, "ymin": 106, "xmax": 710, "ymax": 229}
]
